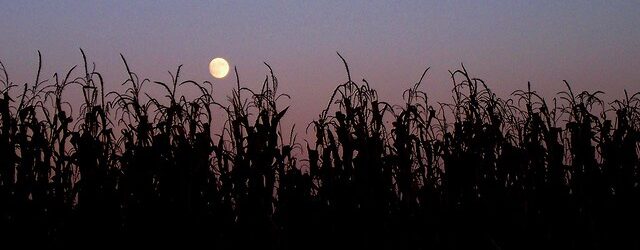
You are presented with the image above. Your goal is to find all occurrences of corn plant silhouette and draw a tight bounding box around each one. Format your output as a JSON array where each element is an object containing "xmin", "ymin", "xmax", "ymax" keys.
[{"xmin": 0, "ymin": 50, "xmax": 639, "ymax": 249}]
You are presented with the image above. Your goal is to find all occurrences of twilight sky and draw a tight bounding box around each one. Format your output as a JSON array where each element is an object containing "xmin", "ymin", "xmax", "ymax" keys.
[{"xmin": 1, "ymin": 0, "xmax": 639, "ymax": 132}]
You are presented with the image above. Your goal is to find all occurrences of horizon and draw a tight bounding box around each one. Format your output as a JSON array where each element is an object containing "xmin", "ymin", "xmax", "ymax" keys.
[{"xmin": 2, "ymin": 1, "xmax": 639, "ymax": 133}]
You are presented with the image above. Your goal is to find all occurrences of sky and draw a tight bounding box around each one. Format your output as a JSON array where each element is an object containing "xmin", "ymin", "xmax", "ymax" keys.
[{"xmin": 1, "ymin": 0, "xmax": 639, "ymax": 135}]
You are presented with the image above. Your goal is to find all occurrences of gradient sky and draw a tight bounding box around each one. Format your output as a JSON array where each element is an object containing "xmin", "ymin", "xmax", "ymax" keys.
[{"xmin": 1, "ymin": 0, "xmax": 639, "ymax": 133}]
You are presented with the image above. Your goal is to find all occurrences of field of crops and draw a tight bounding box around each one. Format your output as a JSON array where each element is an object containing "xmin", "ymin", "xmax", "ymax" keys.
[{"xmin": 0, "ymin": 51, "xmax": 638, "ymax": 249}]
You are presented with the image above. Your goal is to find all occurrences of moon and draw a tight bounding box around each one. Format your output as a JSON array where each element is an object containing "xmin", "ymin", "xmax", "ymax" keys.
[{"xmin": 209, "ymin": 57, "xmax": 230, "ymax": 79}]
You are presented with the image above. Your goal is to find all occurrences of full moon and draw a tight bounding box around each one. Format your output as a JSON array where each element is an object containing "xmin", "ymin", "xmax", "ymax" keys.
[{"xmin": 209, "ymin": 57, "xmax": 230, "ymax": 79}]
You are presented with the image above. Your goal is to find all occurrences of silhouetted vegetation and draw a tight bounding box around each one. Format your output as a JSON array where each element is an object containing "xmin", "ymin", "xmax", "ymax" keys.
[{"xmin": 0, "ymin": 51, "xmax": 639, "ymax": 249}]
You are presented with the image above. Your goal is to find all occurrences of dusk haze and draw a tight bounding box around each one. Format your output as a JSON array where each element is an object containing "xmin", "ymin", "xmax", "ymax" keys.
[{"xmin": 1, "ymin": 1, "xmax": 639, "ymax": 249}]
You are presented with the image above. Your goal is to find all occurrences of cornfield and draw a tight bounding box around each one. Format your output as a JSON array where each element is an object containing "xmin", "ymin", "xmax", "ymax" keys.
[{"xmin": 0, "ymin": 51, "xmax": 638, "ymax": 249}]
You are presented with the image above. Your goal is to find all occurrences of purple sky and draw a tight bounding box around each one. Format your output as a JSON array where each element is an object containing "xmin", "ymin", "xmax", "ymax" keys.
[{"xmin": 1, "ymin": 0, "xmax": 639, "ymax": 133}]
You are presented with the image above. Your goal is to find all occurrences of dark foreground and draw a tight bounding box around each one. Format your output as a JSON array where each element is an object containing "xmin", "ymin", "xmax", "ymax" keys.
[{"xmin": 1, "ymin": 52, "xmax": 639, "ymax": 249}]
